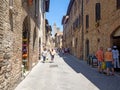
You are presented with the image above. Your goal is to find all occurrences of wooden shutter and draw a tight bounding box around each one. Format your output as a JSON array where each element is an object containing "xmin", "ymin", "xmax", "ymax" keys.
[
  {"xmin": 86, "ymin": 15, "xmax": 89, "ymax": 29},
  {"xmin": 117, "ymin": 0, "xmax": 120, "ymax": 9},
  {"xmin": 95, "ymin": 3, "xmax": 101, "ymax": 22}
]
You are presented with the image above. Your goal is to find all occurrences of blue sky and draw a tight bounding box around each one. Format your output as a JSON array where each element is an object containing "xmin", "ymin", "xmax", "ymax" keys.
[{"xmin": 46, "ymin": 0, "xmax": 70, "ymax": 31}]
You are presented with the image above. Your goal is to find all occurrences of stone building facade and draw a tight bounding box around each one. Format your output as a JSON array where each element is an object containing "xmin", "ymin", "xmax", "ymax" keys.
[
  {"xmin": 0, "ymin": 0, "xmax": 23, "ymax": 90},
  {"xmin": 53, "ymin": 23, "xmax": 63, "ymax": 49},
  {"xmin": 83, "ymin": 0, "xmax": 120, "ymax": 59},
  {"xmin": 62, "ymin": 0, "xmax": 83, "ymax": 59},
  {"xmin": 38, "ymin": 0, "xmax": 50, "ymax": 59},
  {"xmin": 62, "ymin": 0, "xmax": 120, "ymax": 60},
  {"xmin": 0, "ymin": 0, "xmax": 50, "ymax": 90},
  {"xmin": 55, "ymin": 32, "xmax": 63, "ymax": 49},
  {"xmin": 45, "ymin": 19, "xmax": 53, "ymax": 49}
]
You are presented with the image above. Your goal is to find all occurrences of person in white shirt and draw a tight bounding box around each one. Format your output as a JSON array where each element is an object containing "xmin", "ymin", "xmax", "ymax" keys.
[
  {"xmin": 42, "ymin": 48, "xmax": 48, "ymax": 63},
  {"xmin": 112, "ymin": 46, "xmax": 120, "ymax": 68}
]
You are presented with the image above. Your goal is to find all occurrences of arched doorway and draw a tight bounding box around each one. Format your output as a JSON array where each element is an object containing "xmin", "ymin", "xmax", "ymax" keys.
[
  {"xmin": 111, "ymin": 26, "xmax": 120, "ymax": 51},
  {"xmin": 22, "ymin": 16, "xmax": 30, "ymax": 71},
  {"xmin": 85, "ymin": 39, "xmax": 89, "ymax": 59},
  {"xmin": 111, "ymin": 26, "xmax": 120, "ymax": 70}
]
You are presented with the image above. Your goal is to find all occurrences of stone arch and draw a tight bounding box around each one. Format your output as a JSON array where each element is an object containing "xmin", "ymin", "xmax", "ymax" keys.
[
  {"xmin": 111, "ymin": 26, "xmax": 120, "ymax": 38},
  {"xmin": 111, "ymin": 26, "xmax": 120, "ymax": 57}
]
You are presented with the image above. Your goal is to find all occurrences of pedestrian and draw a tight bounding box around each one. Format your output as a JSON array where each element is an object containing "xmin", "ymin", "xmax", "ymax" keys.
[
  {"xmin": 50, "ymin": 49, "xmax": 55, "ymax": 62},
  {"xmin": 96, "ymin": 47, "xmax": 104, "ymax": 73},
  {"xmin": 104, "ymin": 48, "xmax": 114, "ymax": 75},
  {"xmin": 112, "ymin": 46, "xmax": 120, "ymax": 68},
  {"xmin": 42, "ymin": 48, "xmax": 48, "ymax": 63},
  {"xmin": 62, "ymin": 48, "xmax": 64, "ymax": 55}
]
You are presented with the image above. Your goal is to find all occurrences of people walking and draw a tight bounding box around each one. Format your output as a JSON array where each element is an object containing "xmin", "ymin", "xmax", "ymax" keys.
[
  {"xmin": 112, "ymin": 46, "xmax": 120, "ymax": 68},
  {"xmin": 96, "ymin": 47, "xmax": 104, "ymax": 73},
  {"xmin": 62, "ymin": 48, "xmax": 64, "ymax": 55},
  {"xmin": 50, "ymin": 49, "xmax": 55, "ymax": 62},
  {"xmin": 104, "ymin": 48, "xmax": 114, "ymax": 76},
  {"xmin": 42, "ymin": 48, "xmax": 48, "ymax": 63}
]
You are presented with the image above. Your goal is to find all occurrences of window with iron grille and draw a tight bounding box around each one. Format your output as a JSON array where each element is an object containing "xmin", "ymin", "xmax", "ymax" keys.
[{"xmin": 117, "ymin": 0, "xmax": 120, "ymax": 9}]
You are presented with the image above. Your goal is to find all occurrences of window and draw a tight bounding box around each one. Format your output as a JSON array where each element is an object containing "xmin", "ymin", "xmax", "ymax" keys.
[
  {"xmin": 35, "ymin": 0, "xmax": 38, "ymax": 17},
  {"xmin": 117, "ymin": 0, "xmax": 120, "ymax": 9},
  {"xmin": 86, "ymin": 15, "xmax": 89, "ymax": 29},
  {"xmin": 86, "ymin": 0, "xmax": 89, "ymax": 4},
  {"xmin": 75, "ymin": 38, "xmax": 78, "ymax": 48},
  {"xmin": 79, "ymin": 14, "xmax": 82, "ymax": 27},
  {"xmin": 74, "ymin": 2, "xmax": 77, "ymax": 14},
  {"xmin": 95, "ymin": 3, "xmax": 101, "ymax": 22},
  {"xmin": 9, "ymin": 0, "xmax": 13, "ymax": 6}
]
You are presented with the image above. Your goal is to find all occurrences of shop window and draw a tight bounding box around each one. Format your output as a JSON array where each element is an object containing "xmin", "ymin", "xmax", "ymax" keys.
[
  {"xmin": 95, "ymin": 3, "xmax": 101, "ymax": 22},
  {"xmin": 86, "ymin": 15, "xmax": 89, "ymax": 29},
  {"xmin": 117, "ymin": 0, "xmax": 120, "ymax": 9},
  {"xmin": 22, "ymin": 30, "xmax": 28, "ymax": 65}
]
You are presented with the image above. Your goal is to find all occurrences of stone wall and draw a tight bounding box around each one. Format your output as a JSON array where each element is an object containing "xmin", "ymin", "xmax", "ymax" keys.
[
  {"xmin": 63, "ymin": 0, "xmax": 83, "ymax": 59},
  {"xmin": 0, "ymin": 0, "xmax": 39, "ymax": 90},
  {"xmin": 63, "ymin": 0, "xmax": 120, "ymax": 60},
  {"xmin": 83, "ymin": 0, "xmax": 120, "ymax": 59},
  {"xmin": 0, "ymin": 0, "xmax": 22, "ymax": 90}
]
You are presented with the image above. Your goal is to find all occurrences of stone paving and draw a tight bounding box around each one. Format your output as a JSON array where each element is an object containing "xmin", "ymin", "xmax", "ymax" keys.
[{"xmin": 15, "ymin": 53, "xmax": 120, "ymax": 90}]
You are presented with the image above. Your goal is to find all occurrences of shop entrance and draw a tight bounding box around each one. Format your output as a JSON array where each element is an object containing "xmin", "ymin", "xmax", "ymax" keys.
[
  {"xmin": 112, "ymin": 37, "xmax": 120, "ymax": 52},
  {"xmin": 22, "ymin": 16, "xmax": 30, "ymax": 71},
  {"xmin": 111, "ymin": 27, "xmax": 120, "ymax": 70}
]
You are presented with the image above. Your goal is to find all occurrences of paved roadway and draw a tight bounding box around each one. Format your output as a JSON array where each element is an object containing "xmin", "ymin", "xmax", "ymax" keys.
[{"xmin": 15, "ymin": 53, "xmax": 120, "ymax": 90}]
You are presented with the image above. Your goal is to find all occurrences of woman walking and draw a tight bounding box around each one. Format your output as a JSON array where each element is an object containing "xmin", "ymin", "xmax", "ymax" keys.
[
  {"xmin": 50, "ymin": 49, "xmax": 55, "ymax": 62},
  {"xmin": 42, "ymin": 48, "xmax": 48, "ymax": 63}
]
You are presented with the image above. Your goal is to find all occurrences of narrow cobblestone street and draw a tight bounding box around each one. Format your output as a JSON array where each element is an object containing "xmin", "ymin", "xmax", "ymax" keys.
[{"xmin": 15, "ymin": 54, "xmax": 120, "ymax": 90}]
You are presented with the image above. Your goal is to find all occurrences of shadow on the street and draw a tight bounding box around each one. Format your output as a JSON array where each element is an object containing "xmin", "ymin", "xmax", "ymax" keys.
[{"xmin": 58, "ymin": 53, "xmax": 120, "ymax": 90}]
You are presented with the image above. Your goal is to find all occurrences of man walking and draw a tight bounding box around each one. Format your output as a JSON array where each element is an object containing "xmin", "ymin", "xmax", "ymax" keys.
[
  {"xmin": 96, "ymin": 47, "xmax": 104, "ymax": 73},
  {"xmin": 112, "ymin": 46, "xmax": 120, "ymax": 68},
  {"xmin": 105, "ymin": 48, "xmax": 114, "ymax": 75},
  {"xmin": 50, "ymin": 49, "xmax": 56, "ymax": 62}
]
